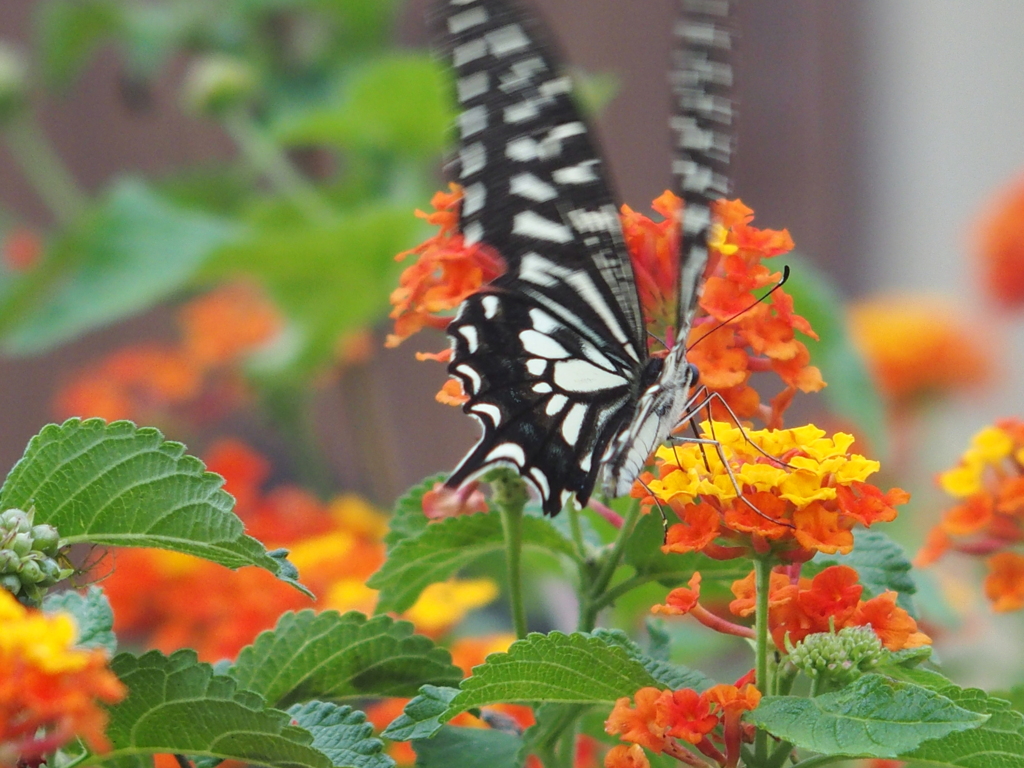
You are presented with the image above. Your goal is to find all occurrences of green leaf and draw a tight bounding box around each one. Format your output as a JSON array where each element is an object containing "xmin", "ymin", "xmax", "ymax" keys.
[
  {"xmin": 287, "ymin": 701, "xmax": 394, "ymax": 768},
  {"xmin": 274, "ymin": 55, "xmax": 452, "ymax": 157},
  {"xmin": 229, "ymin": 610, "xmax": 462, "ymax": 707},
  {"xmin": 380, "ymin": 686, "xmax": 459, "ymax": 741},
  {"xmin": 442, "ymin": 632, "xmax": 661, "ymax": 723},
  {"xmin": 750, "ymin": 675, "xmax": 987, "ymax": 758},
  {"xmin": 623, "ymin": 508, "xmax": 749, "ymax": 585},
  {"xmin": 100, "ymin": 650, "xmax": 332, "ymax": 767},
  {"xmin": 368, "ymin": 512, "xmax": 575, "ymax": 613},
  {"xmin": 0, "ymin": 419, "xmax": 305, "ymax": 590},
  {"xmin": 809, "ymin": 528, "xmax": 918, "ymax": 614},
  {"xmin": 2, "ymin": 179, "xmax": 240, "ymax": 355},
  {"xmin": 204, "ymin": 203, "xmax": 419, "ymax": 375},
  {"xmin": 36, "ymin": 0, "xmax": 122, "ymax": 88},
  {"xmin": 784, "ymin": 252, "xmax": 888, "ymax": 459},
  {"xmin": 590, "ymin": 629, "xmax": 712, "ymax": 691},
  {"xmin": 413, "ymin": 726, "xmax": 522, "ymax": 768},
  {"xmin": 384, "ymin": 473, "xmax": 446, "ymax": 550},
  {"xmin": 42, "ymin": 587, "xmax": 116, "ymax": 655},
  {"xmin": 900, "ymin": 686, "xmax": 1024, "ymax": 766},
  {"xmin": 994, "ymin": 685, "xmax": 1024, "ymax": 715}
]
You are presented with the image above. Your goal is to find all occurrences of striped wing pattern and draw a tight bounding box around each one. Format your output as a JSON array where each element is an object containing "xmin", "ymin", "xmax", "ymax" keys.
[{"xmin": 440, "ymin": 0, "xmax": 736, "ymax": 516}]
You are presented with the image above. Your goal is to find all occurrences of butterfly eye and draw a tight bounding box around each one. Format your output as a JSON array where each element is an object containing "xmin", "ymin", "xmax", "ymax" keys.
[{"xmin": 688, "ymin": 363, "xmax": 701, "ymax": 385}]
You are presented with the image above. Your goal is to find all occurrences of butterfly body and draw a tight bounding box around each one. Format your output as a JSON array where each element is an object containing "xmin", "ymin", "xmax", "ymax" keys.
[{"xmin": 439, "ymin": 0, "xmax": 735, "ymax": 516}]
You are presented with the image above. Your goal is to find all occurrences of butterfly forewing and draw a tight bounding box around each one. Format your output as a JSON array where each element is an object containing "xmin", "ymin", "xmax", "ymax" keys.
[
  {"xmin": 671, "ymin": 0, "xmax": 736, "ymax": 339},
  {"xmin": 437, "ymin": 0, "xmax": 652, "ymax": 514}
]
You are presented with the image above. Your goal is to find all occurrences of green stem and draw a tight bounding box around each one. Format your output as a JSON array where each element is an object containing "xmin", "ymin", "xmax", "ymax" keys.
[
  {"xmin": 765, "ymin": 741, "xmax": 795, "ymax": 768},
  {"xmin": 4, "ymin": 115, "xmax": 88, "ymax": 227},
  {"xmin": 567, "ymin": 504, "xmax": 586, "ymax": 560},
  {"xmin": 555, "ymin": 726, "xmax": 575, "ymax": 768},
  {"xmin": 789, "ymin": 755, "xmax": 847, "ymax": 768},
  {"xmin": 579, "ymin": 501, "xmax": 641, "ymax": 631},
  {"xmin": 753, "ymin": 557, "xmax": 772, "ymax": 765},
  {"xmin": 492, "ymin": 470, "xmax": 528, "ymax": 639},
  {"xmin": 589, "ymin": 572, "xmax": 657, "ymax": 613},
  {"xmin": 221, "ymin": 110, "xmax": 334, "ymax": 224}
]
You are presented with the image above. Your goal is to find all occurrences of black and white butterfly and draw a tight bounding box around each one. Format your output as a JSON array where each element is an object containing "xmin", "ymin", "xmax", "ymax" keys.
[{"xmin": 439, "ymin": 0, "xmax": 736, "ymax": 516}]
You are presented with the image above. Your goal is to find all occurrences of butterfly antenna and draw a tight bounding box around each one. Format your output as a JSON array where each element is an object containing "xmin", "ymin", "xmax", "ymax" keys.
[{"xmin": 686, "ymin": 265, "xmax": 791, "ymax": 351}]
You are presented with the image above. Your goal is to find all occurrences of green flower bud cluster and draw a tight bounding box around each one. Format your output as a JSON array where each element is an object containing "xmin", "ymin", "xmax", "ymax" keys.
[
  {"xmin": 787, "ymin": 626, "xmax": 886, "ymax": 687},
  {"xmin": 0, "ymin": 507, "xmax": 70, "ymax": 607},
  {"xmin": 182, "ymin": 55, "xmax": 258, "ymax": 116}
]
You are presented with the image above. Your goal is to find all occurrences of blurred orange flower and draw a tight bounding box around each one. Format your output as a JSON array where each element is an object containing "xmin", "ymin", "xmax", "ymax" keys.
[
  {"xmin": 976, "ymin": 172, "xmax": 1024, "ymax": 307},
  {"xmin": 848, "ymin": 296, "xmax": 992, "ymax": 403},
  {"xmin": 917, "ymin": 419, "xmax": 1024, "ymax": 611},
  {"xmin": 0, "ymin": 590, "xmax": 125, "ymax": 765},
  {"xmin": 2, "ymin": 226, "xmax": 43, "ymax": 272},
  {"xmin": 55, "ymin": 282, "xmax": 282, "ymax": 424}
]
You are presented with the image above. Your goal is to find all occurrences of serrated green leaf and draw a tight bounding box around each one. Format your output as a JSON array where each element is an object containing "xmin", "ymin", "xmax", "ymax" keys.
[
  {"xmin": 368, "ymin": 512, "xmax": 575, "ymax": 614},
  {"xmin": 381, "ymin": 686, "xmax": 460, "ymax": 741},
  {"xmin": 590, "ymin": 629, "xmax": 712, "ymax": 691},
  {"xmin": 204, "ymin": 204, "xmax": 419, "ymax": 376},
  {"xmin": 442, "ymin": 632, "xmax": 660, "ymax": 723},
  {"xmin": 42, "ymin": 587, "xmax": 116, "ymax": 655},
  {"xmin": 0, "ymin": 419, "xmax": 304, "ymax": 590},
  {"xmin": 994, "ymin": 685, "xmax": 1024, "ymax": 715},
  {"xmin": 287, "ymin": 701, "xmax": 394, "ymax": 768},
  {"xmin": 98, "ymin": 650, "xmax": 331, "ymax": 767},
  {"xmin": 385, "ymin": 474, "xmax": 446, "ymax": 550},
  {"xmin": 274, "ymin": 55, "xmax": 452, "ymax": 157},
  {"xmin": 2, "ymin": 179, "xmax": 240, "ymax": 355},
  {"xmin": 751, "ymin": 675, "xmax": 987, "ymax": 758},
  {"xmin": 36, "ymin": 0, "xmax": 122, "ymax": 88},
  {"xmin": 413, "ymin": 726, "xmax": 521, "ymax": 768},
  {"xmin": 809, "ymin": 528, "xmax": 918, "ymax": 614},
  {"xmin": 784, "ymin": 253, "xmax": 888, "ymax": 459},
  {"xmin": 623, "ymin": 508, "xmax": 749, "ymax": 585},
  {"xmin": 901, "ymin": 686, "xmax": 1024, "ymax": 767},
  {"xmin": 229, "ymin": 610, "xmax": 462, "ymax": 707}
]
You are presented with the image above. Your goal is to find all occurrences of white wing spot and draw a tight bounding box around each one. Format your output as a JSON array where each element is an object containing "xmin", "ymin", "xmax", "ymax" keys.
[
  {"xmin": 552, "ymin": 161, "xmax": 599, "ymax": 184},
  {"xmin": 526, "ymin": 358, "xmax": 547, "ymax": 376},
  {"xmin": 553, "ymin": 359, "xmax": 628, "ymax": 393},
  {"xmin": 504, "ymin": 100, "xmax": 540, "ymax": 123},
  {"xmin": 462, "ymin": 221, "xmax": 484, "ymax": 245},
  {"xmin": 481, "ymin": 295, "xmax": 499, "ymax": 318},
  {"xmin": 471, "ymin": 402, "xmax": 501, "ymax": 425},
  {"xmin": 561, "ymin": 403, "xmax": 587, "ymax": 445},
  {"xmin": 459, "ymin": 142, "xmax": 486, "ymax": 177},
  {"xmin": 528, "ymin": 308, "xmax": 561, "ymax": 334},
  {"xmin": 458, "ymin": 325, "xmax": 479, "ymax": 353},
  {"xmin": 506, "ymin": 137, "xmax": 538, "ymax": 162},
  {"xmin": 529, "ymin": 467, "xmax": 551, "ymax": 499},
  {"xmin": 486, "ymin": 24, "xmax": 530, "ymax": 56},
  {"xmin": 545, "ymin": 394, "xmax": 568, "ymax": 416},
  {"xmin": 539, "ymin": 76, "xmax": 572, "ymax": 96},
  {"xmin": 462, "ymin": 182, "xmax": 486, "ymax": 215},
  {"xmin": 448, "ymin": 7, "xmax": 489, "ymax": 34},
  {"xmin": 459, "ymin": 106, "xmax": 488, "ymax": 138},
  {"xmin": 520, "ymin": 329, "xmax": 570, "ymax": 359},
  {"xmin": 453, "ymin": 39, "xmax": 487, "ymax": 66},
  {"xmin": 457, "ymin": 72, "xmax": 489, "ymax": 102},
  {"xmin": 513, "ymin": 211, "xmax": 573, "ymax": 243},
  {"xmin": 510, "ymin": 173, "xmax": 557, "ymax": 202},
  {"xmin": 532, "ymin": 382, "xmax": 553, "ymax": 394},
  {"xmin": 455, "ymin": 363, "xmax": 481, "ymax": 394},
  {"xmin": 486, "ymin": 442, "xmax": 526, "ymax": 467}
]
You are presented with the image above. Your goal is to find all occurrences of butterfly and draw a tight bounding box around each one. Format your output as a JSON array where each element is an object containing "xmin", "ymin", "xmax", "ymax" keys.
[{"xmin": 439, "ymin": 0, "xmax": 736, "ymax": 516}]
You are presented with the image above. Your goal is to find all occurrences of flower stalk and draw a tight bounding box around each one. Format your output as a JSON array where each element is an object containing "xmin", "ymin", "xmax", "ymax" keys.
[
  {"xmin": 490, "ymin": 468, "xmax": 529, "ymax": 639},
  {"xmin": 753, "ymin": 556, "xmax": 772, "ymax": 764}
]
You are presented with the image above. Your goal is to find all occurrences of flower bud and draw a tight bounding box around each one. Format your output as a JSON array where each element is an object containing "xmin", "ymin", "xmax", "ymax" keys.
[
  {"xmin": 2, "ymin": 507, "xmax": 32, "ymax": 533},
  {"xmin": 787, "ymin": 625, "xmax": 885, "ymax": 686},
  {"xmin": 0, "ymin": 548, "xmax": 18, "ymax": 572},
  {"xmin": 182, "ymin": 55, "xmax": 257, "ymax": 116},
  {"xmin": 9, "ymin": 531, "xmax": 32, "ymax": 556},
  {"xmin": 0, "ymin": 573, "xmax": 21, "ymax": 595},
  {"xmin": 18, "ymin": 558, "xmax": 43, "ymax": 583},
  {"xmin": 0, "ymin": 43, "xmax": 28, "ymax": 125},
  {"xmin": 31, "ymin": 523, "xmax": 60, "ymax": 555}
]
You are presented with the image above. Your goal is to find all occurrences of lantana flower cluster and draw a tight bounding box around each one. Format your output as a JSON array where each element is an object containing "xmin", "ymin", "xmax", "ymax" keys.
[
  {"xmin": 637, "ymin": 421, "xmax": 909, "ymax": 559},
  {"xmin": 0, "ymin": 589, "xmax": 125, "ymax": 765},
  {"xmin": 653, "ymin": 564, "xmax": 929, "ymax": 653},
  {"xmin": 916, "ymin": 419, "xmax": 1024, "ymax": 611},
  {"xmin": 604, "ymin": 680, "xmax": 761, "ymax": 768},
  {"xmin": 388, "ymin": 187, "xmax": 823, "ymax": 425}
]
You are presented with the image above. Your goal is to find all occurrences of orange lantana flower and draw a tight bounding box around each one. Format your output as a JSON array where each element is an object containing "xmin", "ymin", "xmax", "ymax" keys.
[
  {"xmin": 848, "ymin": 296, "xmax": 991, "ymax": 404},
  {"xmin": 640, "ymin": 421, "xmax": 908, "ymax": 560},
  {"xmin": 0, "ymin": 590, "xmax": 126, "ymax": 765},
  {"xmin": 725, "ymin": 565, "xmax": 929, "ymax": 651},
  {"xmin": 387, "ymin": 185, "xmax": 505, "ymax": 348},
  {"xmin": 917, "ymin": 419, "xmax": 1024, "ymax": 612}
]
